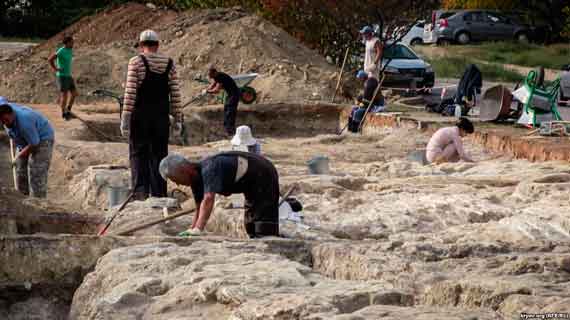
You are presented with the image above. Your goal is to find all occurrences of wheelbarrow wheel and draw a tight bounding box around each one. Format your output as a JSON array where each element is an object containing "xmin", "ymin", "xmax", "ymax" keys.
[{"xmin": 240, "ymin": 86, "xmax": 257, "ymax": 104}]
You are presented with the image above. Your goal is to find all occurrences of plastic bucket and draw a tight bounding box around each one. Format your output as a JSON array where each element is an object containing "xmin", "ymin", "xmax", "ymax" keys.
[
  {"xmin": 307, "ymin": 156, "xmax": 330, "ymax": 175},
  {"xmin": 107, "ymin": 186, "xmax": 130, "ymax": 208}
]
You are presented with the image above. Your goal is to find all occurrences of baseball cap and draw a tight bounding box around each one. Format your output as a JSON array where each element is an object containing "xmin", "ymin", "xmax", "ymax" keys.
[
  {"xmin": 356, "ymin": 70, "xmax": 368, "ymax": 79},
  {"xmin": 139, "ymin": 30, "xmax": 159, "ymax": 42},
  {"xmin": 359, "ymin": 26, "xmax": 374, "ymax": 34}
]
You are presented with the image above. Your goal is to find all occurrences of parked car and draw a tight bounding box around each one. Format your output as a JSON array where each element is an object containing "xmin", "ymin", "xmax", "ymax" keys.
[
  {"xmin": 381, "ymin": 43, "xmax": 434, "ymax": 89},
  {"xmin": 424, "ymin": 9, "xmax": 532, "ymax": 45},
  {"xmin": 423, "ymin": 10, "xmax": 451, "ymax": 44},
  {"xmin": 399, "ymin": 21, "xmax": 425, "ymax": 46}
]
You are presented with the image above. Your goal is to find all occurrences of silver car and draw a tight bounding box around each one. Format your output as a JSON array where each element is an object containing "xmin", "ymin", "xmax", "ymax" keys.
[{"xmin": 424, "ymin": 10, "xmax": 531, "ymax": 45}]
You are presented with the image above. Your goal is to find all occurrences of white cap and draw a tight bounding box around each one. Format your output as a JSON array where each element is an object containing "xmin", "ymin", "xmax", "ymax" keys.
[
  {"xmin": 139, "ymin": 30, "xmax": 159, "ymax": 42},
  {"xmin": 231, "ymin": 125, "xmax": 257, "ymax": 146}
]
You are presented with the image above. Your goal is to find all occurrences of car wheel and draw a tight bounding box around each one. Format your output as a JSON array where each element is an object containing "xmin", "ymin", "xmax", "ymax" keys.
[
  {"xmin": 410, "ymin": 38, "xmax": 423, "ymax": 46},
  {"xmin": 437, "ymin": 39, "xmax": 451, "ymax": 46},
  {"xmin": 456, "ymin": 32, "xmax": 470, "ymax": 45},
  {"xmin": 516, "ymin": 33, "xmax": 529, "ymax": 43}
]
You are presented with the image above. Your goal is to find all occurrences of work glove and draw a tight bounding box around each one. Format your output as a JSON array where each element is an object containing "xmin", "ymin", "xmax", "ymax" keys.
[
  {"xmin": 173, "ymin": 121, "xmax": 183, "ymax": 137},
  {"xmin": 170, "ymin": 114, "xmax": 184, "ymax": 137},
  {"xmin": 120, "ymin": 112, "xmax": 131, "ymax": 137}
]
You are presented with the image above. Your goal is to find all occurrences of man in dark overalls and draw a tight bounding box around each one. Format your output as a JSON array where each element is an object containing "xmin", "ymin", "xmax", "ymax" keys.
[
  {"xmin": 159, "ymin": 151, "xmax": 280, "ymax": 238},
  {"xmin": 121, "ymin": 30, "xmax": 183, "ymax": 199},
  {"xmin": 205, "ymin": 67, "xmax": 240, "ymax": 136}
]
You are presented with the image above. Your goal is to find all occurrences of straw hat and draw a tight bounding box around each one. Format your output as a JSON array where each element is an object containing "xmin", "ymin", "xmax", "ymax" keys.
[{"xmin": 231, "ymin": 125, "xmax": 257, "ymax": 146}]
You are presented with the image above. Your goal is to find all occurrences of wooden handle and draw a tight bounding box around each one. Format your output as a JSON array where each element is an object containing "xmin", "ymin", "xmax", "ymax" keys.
[
  {"xmin": 279, "ymin": 185, "xmax": 297, "ymax": 207},
  {"xmin": 9, "ymin": 138, "xmax": 17, "ymax": 190},
  {"xmin": 110, "ymin": 208, "xmax": 196, "ymax": 236},
  {"xmin": 97, "ymin": 191, "xmax": 135, "ymax": 236},
  {"xmin": 331, "ymin": 47, "xmax": 350, "ymax": 103},
  {"xmin": 358, "ymin": 73, "xmax": 386, "ymax": 133}
]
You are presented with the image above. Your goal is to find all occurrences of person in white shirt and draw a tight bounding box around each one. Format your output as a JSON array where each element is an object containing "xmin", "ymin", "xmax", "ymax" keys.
[{"xmin": 360, "ymin": 26, "xmax": 383, "ymax": 80}]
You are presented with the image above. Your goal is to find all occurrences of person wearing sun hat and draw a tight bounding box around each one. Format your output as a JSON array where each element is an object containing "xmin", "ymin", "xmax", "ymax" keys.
[{"xmin": 231, "ymin": 125, "xmax": 261, "ymax": 155}]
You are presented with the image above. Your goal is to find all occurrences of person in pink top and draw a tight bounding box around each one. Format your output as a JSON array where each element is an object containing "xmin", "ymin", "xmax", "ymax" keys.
[{"xmin": 426, "ymin": 117, "xmax": 475, "ymax": 164}]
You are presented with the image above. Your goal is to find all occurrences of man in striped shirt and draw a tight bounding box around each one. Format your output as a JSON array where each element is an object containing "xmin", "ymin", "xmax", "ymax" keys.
[{"xmin": 121, "ymin": 30, "xmax": 183, "ymax": 199}]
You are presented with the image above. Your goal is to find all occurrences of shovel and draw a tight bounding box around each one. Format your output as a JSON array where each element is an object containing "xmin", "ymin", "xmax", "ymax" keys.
[
  {"xmin": 97, "ymin": 191, "xmax": 135, "ymax": 236},
  {"xmin": 9, "ymin": 138, "xmax": 18, "ymax": 190}
]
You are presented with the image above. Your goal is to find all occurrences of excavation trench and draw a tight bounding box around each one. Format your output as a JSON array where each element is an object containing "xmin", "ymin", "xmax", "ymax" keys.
[{"xmin": 2, "ymin": 103, "xmax": 570, "ymax": 318}]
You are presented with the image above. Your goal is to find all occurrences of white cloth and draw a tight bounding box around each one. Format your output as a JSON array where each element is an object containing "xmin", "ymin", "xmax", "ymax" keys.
[
  {"xmin": 364, "ymin": 37, "xmax": 380, "ymax": 79},
  {"xmin": 235, "ymin": 156, "xmax": 248, "ymax": 182}
]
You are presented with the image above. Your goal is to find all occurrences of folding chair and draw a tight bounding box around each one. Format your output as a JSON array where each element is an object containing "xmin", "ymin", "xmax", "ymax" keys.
[{"xmin": 518, "ymin": 70, "xmax": 562, "ymax": 127}]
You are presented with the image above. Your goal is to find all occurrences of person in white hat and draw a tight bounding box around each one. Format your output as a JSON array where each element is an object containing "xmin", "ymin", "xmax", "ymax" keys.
[
  {"xmin": 121, "ymin": 29, "xmax": 184, "ymax": 200},
  {"xmin": 231, "ymin": 125, "xmax": 261, "ymax": 155}
]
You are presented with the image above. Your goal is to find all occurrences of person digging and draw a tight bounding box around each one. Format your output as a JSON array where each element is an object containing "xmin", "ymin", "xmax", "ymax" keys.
[
  {"xmin": 203, "ymin": 66, "xmax": 240, "ymax": 136},
  {"xmin": 426, "ymin": 117, "xmax": 475, "ymax": 164},
  {"xmin": 0, "ymin": 97, "xmax": 55, "ymax": 198},
  {"xmin": 48, "ymin": 35, "xmax": 77, "ymax": 121},
  {"xmin": 159, "ymin": 152, "xmax": 280, "ymax": 238}
]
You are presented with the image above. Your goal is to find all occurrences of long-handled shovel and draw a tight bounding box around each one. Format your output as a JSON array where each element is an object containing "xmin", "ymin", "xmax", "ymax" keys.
[
  {"xmin": 358, "ymin": 72, "xmax": 386, "ymax": 133},
  {"xmin": 97, "ymin": 191, "xmax": 135, "ymax": 236},
  {"xmin": 110, "ymin": 207, "xmax": 197, "ymax": 236},
  {"xmin": 331, "ymin": 47, "xmax": 350, "ymax": 103},
  {"xmin": 9, "ymin": 138, "xmax": 17, "ymax": 190}
]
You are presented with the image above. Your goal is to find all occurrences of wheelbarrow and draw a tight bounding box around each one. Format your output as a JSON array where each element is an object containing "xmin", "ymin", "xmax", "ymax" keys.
[
  {"xmin": 193, "ymin": 73, "xmax": 259, "ymax": 105},
  {"xmin": 480, "ymin": 85, "xmax": 519, "ymax": 122}
]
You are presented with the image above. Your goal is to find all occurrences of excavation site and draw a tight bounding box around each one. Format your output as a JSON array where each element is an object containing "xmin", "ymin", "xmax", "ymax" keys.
[
  {"xmin": 1, "ymin": 102, "xmax": 570, "ymax": 319},
  {"xmin": 1, "ymin": 3, "xmax": 570, "ymax": 320}
]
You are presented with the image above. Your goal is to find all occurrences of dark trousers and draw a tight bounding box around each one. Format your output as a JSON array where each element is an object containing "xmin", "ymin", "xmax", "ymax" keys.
[
  {"xmin": 224, "ymin": 94, "xmax": 239, "ymax": 136},
  {"xmin": 129, "ymin": 116, "xmax": 169, "ymax": 198},
  {"xmin": 242, "ymin": 161, "xmax": 279, "ymax": 238}
]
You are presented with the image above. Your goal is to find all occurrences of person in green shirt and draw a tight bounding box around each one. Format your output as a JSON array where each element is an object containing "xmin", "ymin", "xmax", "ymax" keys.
[{"xmin": 48, "ymin": 36, "xmax": 77, "ymax": 120}]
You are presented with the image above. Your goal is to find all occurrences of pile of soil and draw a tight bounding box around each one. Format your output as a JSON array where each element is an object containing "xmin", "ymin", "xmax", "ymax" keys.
[{"xmin": 0, "ymin": 3, "xmax": 343, "ymax": 105}]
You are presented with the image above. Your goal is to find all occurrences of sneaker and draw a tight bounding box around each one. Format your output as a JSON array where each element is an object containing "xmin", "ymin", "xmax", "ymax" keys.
[
  {"xmin": 177, "ymin": 228, "xmax": 204, "ymax": 237},
  {"xmin": 61, "ymin": 111, "xmax": 67, "ymax": 120}
]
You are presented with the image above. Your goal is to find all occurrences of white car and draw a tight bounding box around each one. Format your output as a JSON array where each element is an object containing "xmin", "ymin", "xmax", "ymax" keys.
[{"xmin": 400, "ymin": 21, "xmax": 425, "ymax": 46}]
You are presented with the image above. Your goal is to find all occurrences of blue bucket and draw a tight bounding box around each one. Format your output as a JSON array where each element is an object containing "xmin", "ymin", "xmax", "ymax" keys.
[
  {"xmin": 307, "ymin": 156, "xmax": 330, "ymax": 175},
  {"xmin": 107, "ymin": 186, "xmax": 130, "ymax": 209}
]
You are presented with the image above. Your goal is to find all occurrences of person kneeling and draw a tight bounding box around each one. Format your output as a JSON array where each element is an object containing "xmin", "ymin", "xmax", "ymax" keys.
[
  {"xmin": 426, "ymin": 117, "xmax": 475, "ymax": 164},
  {"xmin": 159, "ymin": 152, "xmax": 280, "ymax": 238},
  {"xmin": 348, "ymin": 95, "xmax": 367, "ymax": 133}
]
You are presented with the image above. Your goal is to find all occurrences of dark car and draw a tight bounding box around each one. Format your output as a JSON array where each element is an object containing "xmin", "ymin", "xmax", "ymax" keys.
[
  {"xmin": 426, "ymin": 9, "xmax": 532, "ymax": 45},
  {"xmin": 381, "ymin": 43, "xmax": 435, "ymax": 89}
]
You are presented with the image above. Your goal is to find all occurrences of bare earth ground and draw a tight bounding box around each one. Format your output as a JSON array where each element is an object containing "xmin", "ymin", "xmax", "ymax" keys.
[
  {"xmin": 0, "ymin": 4, "xmax": 343, "ymax": 105},
  {"xmin": 1, "ymin": 4, "xmax": 569, "ymax": 318},
  {"xmin": 1, "ymin": 102, "xmax": 569, "ymax": 319}
]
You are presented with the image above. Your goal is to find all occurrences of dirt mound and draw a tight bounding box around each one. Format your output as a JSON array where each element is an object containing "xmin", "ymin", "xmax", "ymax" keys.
[
  {"xmin": 0, "ymin": 4, "xmax": 340, "ymax": 104},
  {"xmin": 35, "ymin": 3, "xmax": 178, "ymax": 53}
]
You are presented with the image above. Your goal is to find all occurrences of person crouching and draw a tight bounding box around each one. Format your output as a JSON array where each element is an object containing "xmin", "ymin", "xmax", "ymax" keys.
[{"xmin": 426, "ymin": 117, "xmax": 475, "ymax": 164}]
